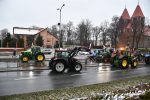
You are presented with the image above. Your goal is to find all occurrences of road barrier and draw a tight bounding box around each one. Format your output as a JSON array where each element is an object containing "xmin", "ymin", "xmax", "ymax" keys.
[{"xmin": 0, "ymin": 58, "xmax": 20, "ymax": 68}]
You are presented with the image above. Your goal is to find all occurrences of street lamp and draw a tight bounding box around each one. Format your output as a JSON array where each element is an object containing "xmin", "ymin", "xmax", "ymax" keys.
[
  {"xmin": 57, "ymin": 4, "xmax": 65, "ymax": 50},
  {"xmin": 0, "ymin": 32, "xmax": 2, "ymax": 48}
]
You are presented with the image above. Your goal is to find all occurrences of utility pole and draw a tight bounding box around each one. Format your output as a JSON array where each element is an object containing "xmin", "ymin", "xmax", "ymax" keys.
[
  {"xmin": 0, "ymin": 32, "xmax": 2, "ymax": 48},
  {"xmin": 57, "ymin": 4, "xmax": 65, "ymax": 50}
]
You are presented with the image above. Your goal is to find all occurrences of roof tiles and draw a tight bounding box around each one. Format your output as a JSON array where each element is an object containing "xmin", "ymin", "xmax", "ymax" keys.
[{"xmin": 132, "ymin": 4, "xmax": 144, "ymax": 18}]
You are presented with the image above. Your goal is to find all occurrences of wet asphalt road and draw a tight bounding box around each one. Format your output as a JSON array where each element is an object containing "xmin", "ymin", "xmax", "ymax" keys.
[{"xmin": 0, "ymin": 63, "xmax": 150, "ymax": 96}]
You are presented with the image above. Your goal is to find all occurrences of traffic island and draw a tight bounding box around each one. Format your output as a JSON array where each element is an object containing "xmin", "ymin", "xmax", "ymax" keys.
[{"xmin": 0, "ymin": 75, "xmax": 150, "ymax": 100}]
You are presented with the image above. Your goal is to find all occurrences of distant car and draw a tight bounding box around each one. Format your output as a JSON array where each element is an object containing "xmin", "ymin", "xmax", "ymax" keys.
[
  {"xmin": 42, "ymin": 48, "xmax": 52, "ymax": 54},
  {"xmin": 144, "ymin": 50, "xmax": 150, "ymax": 64}
]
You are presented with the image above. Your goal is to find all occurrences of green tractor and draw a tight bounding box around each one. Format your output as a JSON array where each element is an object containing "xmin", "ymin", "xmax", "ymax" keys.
[
  {"xmin": 111, "ymin": 50, "xmax": 138, "ymax": 69},
  {"xmin": 20, "ymin": 46, "xmax": 45, "ymax": 62}
]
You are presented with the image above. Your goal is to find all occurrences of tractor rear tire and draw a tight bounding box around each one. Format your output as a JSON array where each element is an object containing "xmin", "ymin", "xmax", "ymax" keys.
[
  {"xmin": 35, "ymin": 53, "xmax": 45, "ymax": 62},
  {"xmin": 119, "ymin": 58, "xmax": 129, "ymax": 69},
  {"xmin": 52, "ymin": 61, "xmax": 65, "ymax": 73}
]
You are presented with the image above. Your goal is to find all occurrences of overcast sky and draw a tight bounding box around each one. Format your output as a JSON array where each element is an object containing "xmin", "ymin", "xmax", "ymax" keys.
[{"xmin": 0, "ymin": 0, "xmax": 150, "ymax": 33}]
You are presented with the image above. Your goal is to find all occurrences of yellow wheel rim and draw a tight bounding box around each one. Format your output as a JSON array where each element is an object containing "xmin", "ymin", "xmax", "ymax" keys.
[
  {"xmin": 23, "ymin": 57, "xmax": 28, "ymax": 62},
  {"xmin": 37, "ymin": 55, "xmax": 44, "ymax": 61},
  {"xmin": 134, "ymin": 61, "xmax": 137, "ymax": 67},
  {"xmin": 122, "ymin": 60, "xmax": 127, "ymax": 67}
]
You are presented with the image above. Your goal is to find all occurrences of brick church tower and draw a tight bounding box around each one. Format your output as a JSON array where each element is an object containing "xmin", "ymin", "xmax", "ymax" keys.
[
  {"xmin": 118, "ymin": 7, "xmax": 131, "ymax": 47},
  {"xmin": 131, "ymin": 4, "xmax": 145, "ymax": 48},
  {"xmin": 118, "ymin": 4, "xmax": 145, "ymax": 48}
]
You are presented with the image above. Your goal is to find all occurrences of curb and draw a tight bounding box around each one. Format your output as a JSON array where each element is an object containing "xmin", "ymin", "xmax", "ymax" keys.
[{"xmin": 0, "ymin": 68, "xmax": 50, "ymax": 72}]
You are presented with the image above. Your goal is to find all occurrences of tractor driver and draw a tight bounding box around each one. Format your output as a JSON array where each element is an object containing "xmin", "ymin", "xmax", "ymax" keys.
[{"xmin": 89, "ymin": 50, "xmax": 96, "ymax": 59}]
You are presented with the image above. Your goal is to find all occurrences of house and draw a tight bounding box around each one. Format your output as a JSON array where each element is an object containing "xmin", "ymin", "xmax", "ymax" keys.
[
  {"xmin": 34, "ymin": 28, "xmax": 58, "ymax": 48},
  {"xmin": 118, "ymin": 3, "xmax": 150, "ymax": 48},
  {"xmin": 13, "ymin": 27, "xmax": 58, "ymax": 48}
]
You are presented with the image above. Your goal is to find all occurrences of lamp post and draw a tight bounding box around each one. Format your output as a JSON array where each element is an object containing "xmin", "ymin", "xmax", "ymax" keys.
[
  {"xmin": 0, "ymin": 32, "xmax": 2, "ymax": 48},
  {"xmin": 57, "ymin": 4, "xmax": 65, "ymax": 50}
]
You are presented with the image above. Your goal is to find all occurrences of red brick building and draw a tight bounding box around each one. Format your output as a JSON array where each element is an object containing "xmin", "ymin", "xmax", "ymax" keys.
[
  {"xmin": 118, "ymin": 4, "xmax": 150, "ymax": 48},
  {"xmin": 13, "ymin": 27, "xmax": 58, "ymax": 48}
]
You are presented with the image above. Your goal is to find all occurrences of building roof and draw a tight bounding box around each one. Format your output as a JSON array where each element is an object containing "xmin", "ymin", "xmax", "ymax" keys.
[
  {"xmin": 132, "ymin": 4, "xmax": 144, "ymax": 18},
  {"xmin": 36, "ymin": 27, "xmax": 59, "ymax": 40},
  {"xmin": 120, "ymin": 8, "xmax": 130, "ymax": 20},
  {"xmin": 13, "ymin": 27, "xmax": 43, "ymax": 35}
]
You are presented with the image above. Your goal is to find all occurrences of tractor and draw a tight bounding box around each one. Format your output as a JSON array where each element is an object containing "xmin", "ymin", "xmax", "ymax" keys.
[
  {"xmin": 111, "ymin": 50, "xmax": 138, "ymax": 69},
  {"xmin": 144, "ymin": 50, "xmax": 150, "ymax": 64},
  {"xmin": 49, "ymin": 47, "xmax": 90, "ymax": 73},
  {"xmin": 20, "ymin": 46, "xmax": 45, "ymax": 62}
]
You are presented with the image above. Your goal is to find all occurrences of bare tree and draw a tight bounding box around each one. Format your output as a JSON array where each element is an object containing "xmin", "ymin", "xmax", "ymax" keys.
[
  {"xmin": 92, "ymin": 26, "xmax": 101, "ymax": 46},
  {"xmin": 131, "ymin": 17, "xmax": 145, "ymax": 48},
  {"xmin": 0, "ymin": 28, "xmax": 8, "ymax": 39},
  {"xmin": 77, "ymin": 19, "xmax": 92, "ymax": 46},
  {"xmin": 100, "ymin": 21, "xmax": 109, "ymax": 46},
  {"xmin": 66, "ymin": 21, "xmax": 74, "ymax": 44},
  {"xmin": 109, "ymin": 16, "xmax": 120, "ymax": 48},
  {"xmin": 145, "ymin": 17, "xmax": 150, "ymax": 25},
  {"xmin": 49, "ymin": 25, "xmax": 59, "ymax": 36}
]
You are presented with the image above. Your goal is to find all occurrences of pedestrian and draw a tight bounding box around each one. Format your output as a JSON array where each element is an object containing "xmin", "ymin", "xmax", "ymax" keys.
[{"xmin": 12, "ymin": 49, "xmax": 17, "ymax": 58}]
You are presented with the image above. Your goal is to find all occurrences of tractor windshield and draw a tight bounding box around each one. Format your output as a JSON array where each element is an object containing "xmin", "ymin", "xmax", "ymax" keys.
[{"xmin": 55, "ymin": 51, "xmax": 69, "ymax": 58}]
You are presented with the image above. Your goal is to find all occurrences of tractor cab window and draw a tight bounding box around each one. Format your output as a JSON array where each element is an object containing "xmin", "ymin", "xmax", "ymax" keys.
[
  {"xmin": 55, "ymin": 51, "xmax": 69, "ymax": 58},
  {"xmin": 31, "ymin": 47, "xmax": 41, "ymax": 55}
]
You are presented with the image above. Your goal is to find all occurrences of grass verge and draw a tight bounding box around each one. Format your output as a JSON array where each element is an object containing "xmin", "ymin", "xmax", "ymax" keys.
[{"xmin": 0, "ymin": 75, "xmax": 150, "ymax": 100}]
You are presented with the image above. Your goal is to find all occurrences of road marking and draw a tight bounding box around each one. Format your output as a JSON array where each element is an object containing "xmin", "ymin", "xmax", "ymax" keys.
[{"xmin": 14, "ymin": 77, "xmax": 38, "ymax": 80}]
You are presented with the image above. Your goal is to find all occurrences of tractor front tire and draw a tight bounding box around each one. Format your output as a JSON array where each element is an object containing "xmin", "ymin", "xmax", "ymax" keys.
[
  {"xmin": 72, "ymin": 62, "xmax": 82, "ymax": 72},
  {"xmin": 35, "ymin": 53, "xmax": 45, "ymax": 62},
  {"xmin": 119, "ymin": 58, "xmax": 129, "ymax": 69},
  {"xmin": 21, "ymin": 56, "xmax": 29, "ymax": 63},
  {"xmin": 131, "ymin": 60, "xmax": 138, "ymax": 68}
]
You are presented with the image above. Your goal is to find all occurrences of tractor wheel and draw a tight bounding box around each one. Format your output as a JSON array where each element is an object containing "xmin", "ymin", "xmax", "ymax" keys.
[
  {"xmin": 72, "ymin": 62, "xmax": 82, "ymax": 72},
  {"xmin": 52, "ymin": 61, "xmax": 65, "ymax": 73},
  {"xmin": 21, "ymin": 56, "xmax": 29, "ymax": 63},
  {"xmin": 145, "ymin": 57, "xmax": 150, "ymax": 64},
  {"xmin": 110, "ymin": 58, "xmax": 118, "ymax": 67},
  {"xmin": 35, "ymin": 53, "xmax": 45, "ymax": 62},
  {"xmin": 95, "ymin": 56, "xmax": 102, "ymax": 63},
  {"xmin": 103, "ymin": 58, "xmax": 108, "ymax": 63},
  {"xmin": 131, "ymin": 60, "xmax": 138, "ymax": 68},
  {"xmin": 119, "ymin": 58, "xmax": 128, "ymax": 69}
]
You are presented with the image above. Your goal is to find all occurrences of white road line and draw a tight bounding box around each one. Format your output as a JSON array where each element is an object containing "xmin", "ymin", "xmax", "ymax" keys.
[{"xmin": 14, "ymin": 77, "xmax": 38, "ymax": 80}]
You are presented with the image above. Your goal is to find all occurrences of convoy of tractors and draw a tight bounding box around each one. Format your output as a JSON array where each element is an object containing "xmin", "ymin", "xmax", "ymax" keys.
[{"xmin": 19, "ymin": 46, "xmax": 150, "ymax": 73}]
